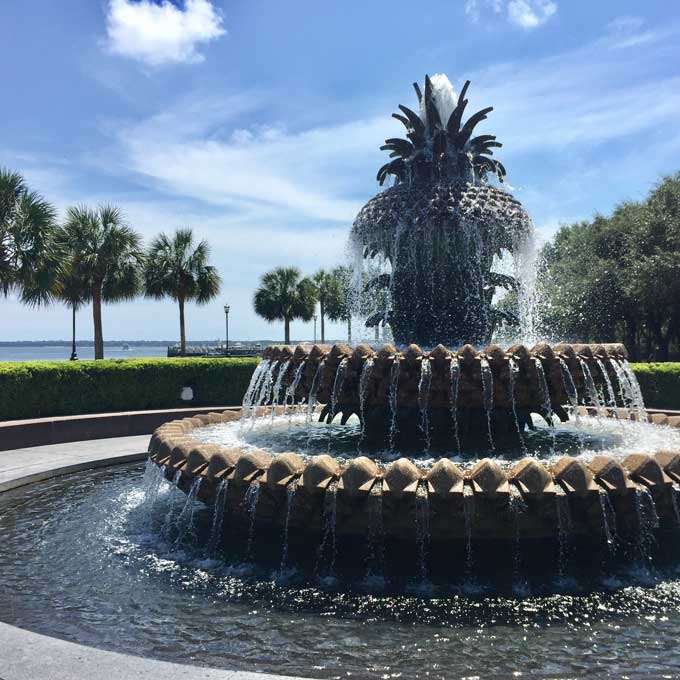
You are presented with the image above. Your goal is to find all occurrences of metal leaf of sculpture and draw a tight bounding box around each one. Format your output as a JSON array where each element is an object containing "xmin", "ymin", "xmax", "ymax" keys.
[{"xmin": 351, "ymin": 74, "xmax": 533, "ymax": 347}]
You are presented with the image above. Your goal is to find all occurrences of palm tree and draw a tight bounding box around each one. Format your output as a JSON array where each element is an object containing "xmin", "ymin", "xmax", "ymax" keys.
[
  {"xmin": 253, "ymin": 267, "xmax": 316, "ymax": 344},
  {"xmin": 62, "ymin": 205, "xmax": 143, "ymax": 359},
  {"xmin": 1, "ymin": 168, "xmax": 60, "ymax": 305},
  {"xmin": 144, "ymin": 228, "xmax": 221, "ymax": 355},
  {"xmin": 312, "ymin": 269, "xmax": 335, "ymax": 343},
  {"xmin": 54, "ymin": 230, "xmax": 90, "ymax": 360}
]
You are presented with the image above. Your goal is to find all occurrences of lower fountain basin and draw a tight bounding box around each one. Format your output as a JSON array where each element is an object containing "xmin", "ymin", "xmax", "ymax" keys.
[{"xmin": 3, "ymin": 462, "xmax": 680, "ymax": 679}]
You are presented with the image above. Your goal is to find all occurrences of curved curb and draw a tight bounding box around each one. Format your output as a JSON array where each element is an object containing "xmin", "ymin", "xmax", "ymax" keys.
[{"xmin": 0, "ymin": 405, "xmax": 240, "ymax": 451}]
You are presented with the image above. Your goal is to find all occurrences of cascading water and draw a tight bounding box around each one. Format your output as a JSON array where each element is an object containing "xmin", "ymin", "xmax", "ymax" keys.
[
  {"xmin": 359, "ymin": 358, "xmax": 374, "ymax": 443},
  {"xmin": 618, "ymin": 359, "xmax": 647, "ymax": 420},
  {"xmin": 388, "ymin": 359, "xmax": 401, "ymax": 450},
  {"xmin": 208, "ymin": 479, "xmax": 229, "ymax": 555},
  {"xmin": 365, "ymin": 481, "xmax": 385, "ymax": 581},
  {"xmin": 595, "ymin": 358, "xmax": 618, "ymax": 416},
  {"xmin": 508, "ymin": 358, "xmax": 527, "ymax": 454},
  {"xmin": 306, "ymin": 361, "xmax": 325, "ymax": 425},
  {"xmin": 533, "ymin": 358, "xmax": 553, "ymax": 424},
  {"xmin": 414, "ymin": 480, "xmax": 430, "ymax": 581},
  {"xmin": 278, "ymin": 480, "xmax": 298, "ymax": 574},
  {"xmin": 579, "ymin": 358, "xmax": 604, "ymax": 414},
  {"xmin": 463, "ymin": 484, "xmax": 475, "ymax": 577},
  {"xmin": 634, "ymin": 486, "xmax": 659, "ymax": 564},
  {"xmin": 330, "ymin": 358, "xmax": 349, "ymax": 423},
  {"xmin": 508, "ymin": 485, "xmax": 528, "ymax": 591},
  {"xmin": 555, "ymin": 486, "xmax": 572, "ymax": 579},
  {"xmin": 160, "ymin": 470, "xmax": 183, "ymax": 539},
  {"xmin": 241, "ymin": 359, "xmax": 270, "ymax": 421},
  {"xmin": 449, "ymin": 357, "xmax": 461, "ymax": 453},
  {"xmin": 173, "ymin": 477, "xmax": 203, "ymax": 548},
  {"xmin": 284, "ymin": 360, "xmax": 307, "ymax": 420},
  {"xmin": 558, "ymin": 358, "xmax": 579, "ymax": 422},
  {"xmin": 315, "ymin": 479, "xmax": 338, "ymax": 578},
  {"xmin": 270, "ymin": 359, "xmax": 291, "ymax": 420},
  {"xmin": 480, "ymin": 357, "xmax": 495, "ymax": 450},
  {"xmin": 142, "ymin": 459, "xmax": 165, "ymax": 512},
  {"xmin": 248, "ymin": 360, "xmax": 277, "ymax": 426},
  {"xmin": 243, "ymin": 483, "xmax": 261, "ymax": 559},
  {"xmin": 418, "ymin": 359, "xmax": 432, "ymax": 450},
  {"xmin": 598, "ymin": 490, "xmax": 617, "ymax": 556}
]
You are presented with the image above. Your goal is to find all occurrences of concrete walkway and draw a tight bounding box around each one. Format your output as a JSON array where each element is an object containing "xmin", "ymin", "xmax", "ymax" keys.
[
  {"xmin": 0, "ymin": 436, "xmax": 306, "ymax": 680},
  {"xmin": 0, "ymin": 622, "xmax": 298, "ymax": 680},
  {"xmin": 0, "ymin": 435, "xmax": 149, "ymax": 492}
]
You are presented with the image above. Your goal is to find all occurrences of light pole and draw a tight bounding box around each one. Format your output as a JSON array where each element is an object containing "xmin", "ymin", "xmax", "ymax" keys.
[
  {"xmin": 223, "ymin": 304, "xmax": 230, "ymax": 355},
  {"xmin": 313, "ymin": 314, "xmax": 318, "ymax": 343}
]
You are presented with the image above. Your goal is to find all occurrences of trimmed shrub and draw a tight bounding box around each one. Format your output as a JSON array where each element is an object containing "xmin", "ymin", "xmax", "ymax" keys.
[
  {"xmin": 0, "ymin": 357, "xmax": 259, "ymax": 421},
  {"xmin": 630, "ymin": 362, "xmax": 680, "ymax": 410}
]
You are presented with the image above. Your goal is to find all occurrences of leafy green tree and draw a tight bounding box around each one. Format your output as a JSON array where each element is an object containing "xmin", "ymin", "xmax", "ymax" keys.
[
  {"xmin": 539, "ymin": 172, "xmax": 680, "ymax": 360},
  {"xmin": 0, "ymin": 168, "xmax": 60, "ymax": 305},
  {"xmin": 62, "ymin": 205, "xmax": 143, "ymax": 359},
  {"xmin": 253, "ymin": 266, "xmax": 316, "ymax": 344},
  {"xmin": 324, "ymin": 266, "xmax": 353, "ymax": 343},
  {"xmin": 144, "ymin": 228, "xmax": 221, "ymax": 355}
]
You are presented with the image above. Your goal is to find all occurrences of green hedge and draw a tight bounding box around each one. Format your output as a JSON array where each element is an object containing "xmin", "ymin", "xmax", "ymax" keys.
[
  {"xmin": 630, "ymin": 362, "xmax": 680, "ymax": 410},
  {"xmin": 0, "ymin": 358, "xmax": 676, "ymax": 422},
  {"xmin": 0, "ymin": 357, "xmax": 259, "ymax": 421}
]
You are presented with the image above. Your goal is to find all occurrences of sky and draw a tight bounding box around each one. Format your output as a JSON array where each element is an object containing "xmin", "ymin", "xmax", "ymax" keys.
[{"xmin": 2, "ymin": 0, "xmax": 680, "ymax": 343}]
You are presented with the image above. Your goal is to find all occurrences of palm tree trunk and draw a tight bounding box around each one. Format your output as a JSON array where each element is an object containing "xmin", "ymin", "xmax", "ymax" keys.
[
  {"xmin": 320, "ymin": 299, "xmax": 325, "ymax": 344},
  {"xmin": 179, "ymin": 297, "xmax": 186, "ymax": 355},
  {"xmin": 92, "ymin": 286, "xmax": 104, "ymax": 360},
  {"xmin": 284, "ymin": 317, "xmax": 291, "ymax": 344},
  {"xmin": 70, "ymin": 305, "xmax": 77, "ymax": 361}
]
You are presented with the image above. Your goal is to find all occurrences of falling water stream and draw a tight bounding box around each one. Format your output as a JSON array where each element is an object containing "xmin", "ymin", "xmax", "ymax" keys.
[
  {"xmin": 480, "ymin": 357, "xmax": 495, "ymax": 450},
  {"xmin": 270, "ymin": 359, "xmax": 291, "ymax": 419},
  {"xmin": 414, "ymin": 480, "xmax": 431, "ymax": 581},
  {"xmin": 208, "ymin": 479, "xmax": 229, "ymax": 555},
  {"xmin": 173, "ymin": 477, "xmax": 203, "ymax": 548},
  {"xmin": 418, "ymin": 359, "xmax": 432, "ymax": 450},
  {"xmin": 449, "ymin": 357, "xmax": 461, "ymax": 453},
  {"xmin": 388, "ymin": 359, "xmax": 401, "ymax": 451},
  {"xmin": 359, "ymin": 358, "xmax": 375, "ymax": 443},
  {"xmin": 315, "ymin": 480, "xmax": 338, "ymax": 578},
  {"xmin": 508, "ymin": 358, "xmax": 528, "ymax": 454},
  {"xmin": 306, "ymin": 361, "xmax": 325, "ymax": 425},
  {"xmin": 278, "ymin": 480, "xmax": 298, "ymax": 574},
  {"xmin": 243, "ymin": 483, "xmax": 261, "ymax": 559}
]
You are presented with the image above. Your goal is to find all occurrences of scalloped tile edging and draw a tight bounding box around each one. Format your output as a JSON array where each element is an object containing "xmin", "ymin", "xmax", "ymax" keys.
[{"xmin": 148, "ymin": 408, "xmax": 680, "ymax": 542}]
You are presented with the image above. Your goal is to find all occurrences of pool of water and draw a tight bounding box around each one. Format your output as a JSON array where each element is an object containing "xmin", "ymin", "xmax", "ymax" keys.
[
  {"xmin": 195, "ymin": 413, "xmax": 680, "ymax": 466},
  {"xmin": 2, "ymin": 463, "xmax": 680, "ymax": 678}
]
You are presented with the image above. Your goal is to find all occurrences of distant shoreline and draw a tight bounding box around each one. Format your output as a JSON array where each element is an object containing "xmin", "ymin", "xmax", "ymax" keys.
[{"xmin": 0, "ymin": 340, "xmax": 273, "ymax": 347}]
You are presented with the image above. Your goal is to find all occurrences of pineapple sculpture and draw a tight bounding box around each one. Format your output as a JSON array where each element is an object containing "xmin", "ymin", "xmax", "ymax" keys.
[{"xmin": 351, "ymin": 74, "xmax": 533, "ymax": 347}]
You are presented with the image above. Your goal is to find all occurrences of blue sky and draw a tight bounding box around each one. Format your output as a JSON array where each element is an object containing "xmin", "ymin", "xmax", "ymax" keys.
[{"xmin": 2, "ymin": 0, "xmax": 680, "ymax": 343}]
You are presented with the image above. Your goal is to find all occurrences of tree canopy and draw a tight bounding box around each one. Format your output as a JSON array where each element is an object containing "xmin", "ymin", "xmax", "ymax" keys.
[{"xmin": 537, "ymin": 173, "xmax": 680, "ymax": 360}]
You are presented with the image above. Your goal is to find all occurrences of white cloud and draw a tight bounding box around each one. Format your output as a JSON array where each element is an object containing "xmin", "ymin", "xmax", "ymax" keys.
[
  {"xmin": 105, "ymin": 0, "xmax": 225, "ymax": 66},
  {"xmin": 114, "ymin": 95, "xmax": 392, "ymax": 223},
  {"xmin": 507, "ymin": 0, "xmax": 557, "ymax": 29},
  {"xmin": 465, "ymin": 0, "xmax": 557, "ymax": 29}
]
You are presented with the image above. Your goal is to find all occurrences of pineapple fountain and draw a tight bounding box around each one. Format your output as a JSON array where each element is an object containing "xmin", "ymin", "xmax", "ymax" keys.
[{"xmin": 148, "ymin": 75, "xmax": 680, "ymax": 583}]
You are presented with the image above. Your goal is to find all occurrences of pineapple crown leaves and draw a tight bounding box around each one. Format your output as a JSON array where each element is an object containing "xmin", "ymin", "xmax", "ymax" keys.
[{"xmin": 377, "ymin": 75, "xmax": 507, "ymax": 187}]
